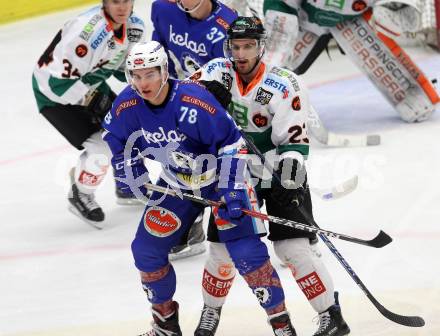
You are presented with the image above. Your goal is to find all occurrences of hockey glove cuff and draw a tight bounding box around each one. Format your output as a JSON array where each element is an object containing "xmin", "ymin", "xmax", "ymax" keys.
[
  {"xmin": 217, "ymin": 189, "xmax": 247, "ymax": 223},
  {"xmin": 271, "ymin": 158, "xmax": 307, "ymax": 207},
  {"xmin": 200, "ymin": 80, "xmax": 232, "ymax": 109},
  {"xmin": 112, "ymin": 152, "xmax": 150, "ymax": 197}
]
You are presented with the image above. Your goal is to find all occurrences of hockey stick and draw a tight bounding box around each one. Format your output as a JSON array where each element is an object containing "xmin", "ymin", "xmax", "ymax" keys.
[
  {"xmin": 309, "ymin": 106, "xmax": 381, "ymax": 147},
  {"xmin": 240, "ymin": 131, "xmax": 425, "ymax": 327},
  {"xmin": 310, "ymin": 175, "xmax": 358, "ymax": 200},
  {"xmin": 144, "ymin": 183, "xmax": 390, "ymax": 248}
]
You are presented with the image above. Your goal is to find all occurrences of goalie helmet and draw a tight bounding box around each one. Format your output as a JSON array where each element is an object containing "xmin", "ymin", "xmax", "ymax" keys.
[
  {"xmin": 125, "ymin": 41, "xmax": 169, "ymax": 98},
  {"xmin": 224, "ymin": 16, "xmax": 266, "ymax": 63}
]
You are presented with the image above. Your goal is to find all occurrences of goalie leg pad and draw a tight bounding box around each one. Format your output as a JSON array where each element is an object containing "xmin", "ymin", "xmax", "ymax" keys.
[
  {"xmin": 274, "ymin": 238, "xmax": 335, "ymax": 313},
  {"xmin": 202, "ymin": 242, "xmax": 236, "ymax": 308},
  {"xmin": 330, "ymin": 13, "xmax": 439, "ymax": 122}
]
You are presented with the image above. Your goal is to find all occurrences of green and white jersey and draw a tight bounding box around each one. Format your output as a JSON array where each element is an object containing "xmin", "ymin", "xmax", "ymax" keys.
[
  {"xmin": 265, "ymin": 0, "xmax": 375, "ymax": 35},
  {"xmin": 32, "ymin": 5, "xmax": 145, "ymax": 111},
  {"xmin": 194, "ymin": 58, "xmax": 310, "ymax": 178}
]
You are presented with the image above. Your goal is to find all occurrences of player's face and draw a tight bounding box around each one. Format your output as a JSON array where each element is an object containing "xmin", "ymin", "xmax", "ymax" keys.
[
  {"xmin": 103, "ymin": 0, "xmax": 133, "ymax": 24},
  {"xmin": 230, "ymin": 39, "xmax": 259, "ymax": 74},
  {"xmin": 131, "ymin": 68, "xmax": 163, "ymax": 100}
]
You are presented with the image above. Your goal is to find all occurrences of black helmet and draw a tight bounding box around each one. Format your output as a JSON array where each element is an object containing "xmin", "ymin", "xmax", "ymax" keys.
[
  {"xmin": 227, "ymin": 16, "xmax": 266, "ymax": 41},
  {"xmin": 224, "ymin": 16, "xmax": 266, "ymax": 72}
]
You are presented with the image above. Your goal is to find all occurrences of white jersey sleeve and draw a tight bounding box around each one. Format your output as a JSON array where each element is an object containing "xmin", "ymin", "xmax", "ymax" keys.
[
  {"xmin": 265, "ymin": 66, "xmax": 310, "ymax": 164},
  {"xmin": 33, "ymin": 6, "xmax": 145, "ymax": 109}
]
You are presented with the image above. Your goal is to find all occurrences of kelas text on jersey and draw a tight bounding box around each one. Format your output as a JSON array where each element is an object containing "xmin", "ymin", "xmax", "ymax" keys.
[
  {"xmin": 169, "ymin": 25, "xmax": 208, "ymax": 56},
  {"xmin": 142, "ymin": 127, "xmax": 186, "ymax": 144}
]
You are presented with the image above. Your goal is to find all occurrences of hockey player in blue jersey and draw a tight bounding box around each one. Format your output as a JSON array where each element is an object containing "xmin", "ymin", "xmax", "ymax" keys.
[
  {"xmin": 151, "ymin": 0, "xmax": 237, "ymax": 79},
  {"xmin": 150, "ymin": 0, "xmax": 238, "ymax": 259},
  {"xmin": 102, "ymin": 40, "xmax": 296, "ymax": 336}
]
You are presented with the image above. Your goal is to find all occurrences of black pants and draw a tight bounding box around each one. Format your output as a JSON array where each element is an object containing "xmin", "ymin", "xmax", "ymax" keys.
[
  {"xmin": 207, "ymin": 187, "xmax": 316, "ymax": 242},
  {"xmin": 40, "ymin": 104, "xmax": 101, "ymax": 150}
]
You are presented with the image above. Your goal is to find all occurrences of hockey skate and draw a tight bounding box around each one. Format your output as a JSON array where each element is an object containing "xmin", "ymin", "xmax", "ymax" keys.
[
  {"xmin": 68, "ymin": 170, "xmax": 104, "ymax": 229},
  {"xmin": 139, "ymin": 301, "xmax": 182, "ymax": 336},
  {"xmin": 313, "ymin": 292, "xmax": 350, "ymax": 336},
  {"xmin": 194, "ymin": 304, "xmax": 222, "ymax": 336},
  {"xmin": 268, "ymin": 311, "xmax": 297, "ymax": 336},
  {"xmin": 169, "ymin": 213, "xmax": 206, "ymax": 260}
]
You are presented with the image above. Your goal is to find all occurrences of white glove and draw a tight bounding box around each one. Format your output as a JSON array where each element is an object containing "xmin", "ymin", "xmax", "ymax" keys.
[{"xmin": 372, "ymin": 3, "xmax": 422, "ymax": 38}]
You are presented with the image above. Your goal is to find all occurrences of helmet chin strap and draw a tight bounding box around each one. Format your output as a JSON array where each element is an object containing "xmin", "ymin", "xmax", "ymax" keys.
[
  {"xmin": 177, "ymin": 0, "xmax": 205, "ymax": 13},
  {"xmin": 150, "ymin": 71, "xmax": 169, "ymax": 101}
]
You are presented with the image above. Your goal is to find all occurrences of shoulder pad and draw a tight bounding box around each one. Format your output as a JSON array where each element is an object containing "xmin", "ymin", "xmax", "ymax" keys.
[
  {"xmin": 268, "ymin": 66, "xmax": 302, "ymax": 93},
  {"xmin": 75, "ymin": 8, "xmax": 105, "ymax": 42},
  {"xmin": 175, "ymin": 82, "xmax": 219, "ymax": 115},
  {"xmin": 202, "ymin": 58, "xmax": 232, "ymax": 74},
  {"xmin": 111, "ymin": 86, "xmax": 139, "ymax": 116},
  {"xmin": 129, "ymin": 15, "xmax": 145, "ymax": 26}
]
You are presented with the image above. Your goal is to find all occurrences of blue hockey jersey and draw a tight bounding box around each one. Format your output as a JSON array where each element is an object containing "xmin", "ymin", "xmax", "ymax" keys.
[
  {"xmin": 151, "ymin": 0, "xmax": 237, "ymax": 78},
  {"xmin": 102, "ymin": 80, "xmax": 245, "ymax": 190}
]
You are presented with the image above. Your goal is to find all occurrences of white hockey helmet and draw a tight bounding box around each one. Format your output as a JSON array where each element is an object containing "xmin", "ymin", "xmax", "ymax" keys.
[
  {"xmin": 126, "ymin": 41, "xmax": 168, "ymax": 74},
  {"xmin": 125, "ymin": 41, "xmax": 169, "ymax": 96}
]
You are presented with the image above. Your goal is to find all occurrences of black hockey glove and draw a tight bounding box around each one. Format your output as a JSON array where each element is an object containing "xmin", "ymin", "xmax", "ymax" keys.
[
  {"xmin": 199, "ymin": 80, "xmax": 232, "ymax": 109},
  {"xmin": 87, "ymin": 90, "xmax": 116, "ymax": 124},
  {"xmin": 271, "ymin": 158, "xmax": 307, "ymax": 207}
]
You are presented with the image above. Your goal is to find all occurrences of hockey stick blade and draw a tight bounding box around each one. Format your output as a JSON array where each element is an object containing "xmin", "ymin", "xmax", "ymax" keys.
[
  {"xmin": 374, "ymin": 300, "xmax": 425, "ymax": 327},
  {"xmin": 308, "ymin": 106, "xmax": 381, "ymax": 147},
  {"xmin": 326, "ymin": 132, "xmax": 381, "ymax": 147},
  {"xmin": 266, "ymin": 214, "xmax": 392, "ymax": 248},
  {"xmin": 311, "ymin": 175, "xmax": 358, "ymax": 200},
  {"xmin": 361, "ymin": 230, "xmax": 392, "ymax": 248}
]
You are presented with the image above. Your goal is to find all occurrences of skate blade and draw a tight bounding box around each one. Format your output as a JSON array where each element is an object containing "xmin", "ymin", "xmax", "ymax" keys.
[
  {"xmin": 116, "ymin": 198, "xmax": 145, "ymax": 206},
  {"xmin": 169, "ymin": 242, "xmax": 206, "ymax": 261},
  {"xmin": 68, "ymin": 205, "xmax": 104, "ymax": 230}
]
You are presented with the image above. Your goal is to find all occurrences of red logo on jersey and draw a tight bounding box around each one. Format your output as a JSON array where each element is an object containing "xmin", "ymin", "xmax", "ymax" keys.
[
  {"xmin": 216, "ymin": 17, "xmax": 230, "ymax": 30},
  {"xmin": 352, "ymin": 0, "xmax": 367, "ymax": 12},
  {"xmin": 144, "ymin": 207, "xmax": 181, "ymax": 237},
  {"xmin": 75, "ymin": 44, "xmax": 88, "ymax": 58},
  {"xmin": 181, "ymin": 95, "xmax": 217, "ymax": 114},
  {"xmin": 292, "ymin": 96, "xmax": 301, "ymax": 111},
  {"xmin": 116, "ymin": 98, "xmax": 138, "ymax": 116},
  {"xmin": 252, "ymin": 113, "xmax": 268, "ymax": 128},
  {"xmin": 202, "ymin": 269, "xmax": 234, "ymax": 298},
  {"xmin": 296, "ymin": 271, "xmax": 327, "ymax": 300}
]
